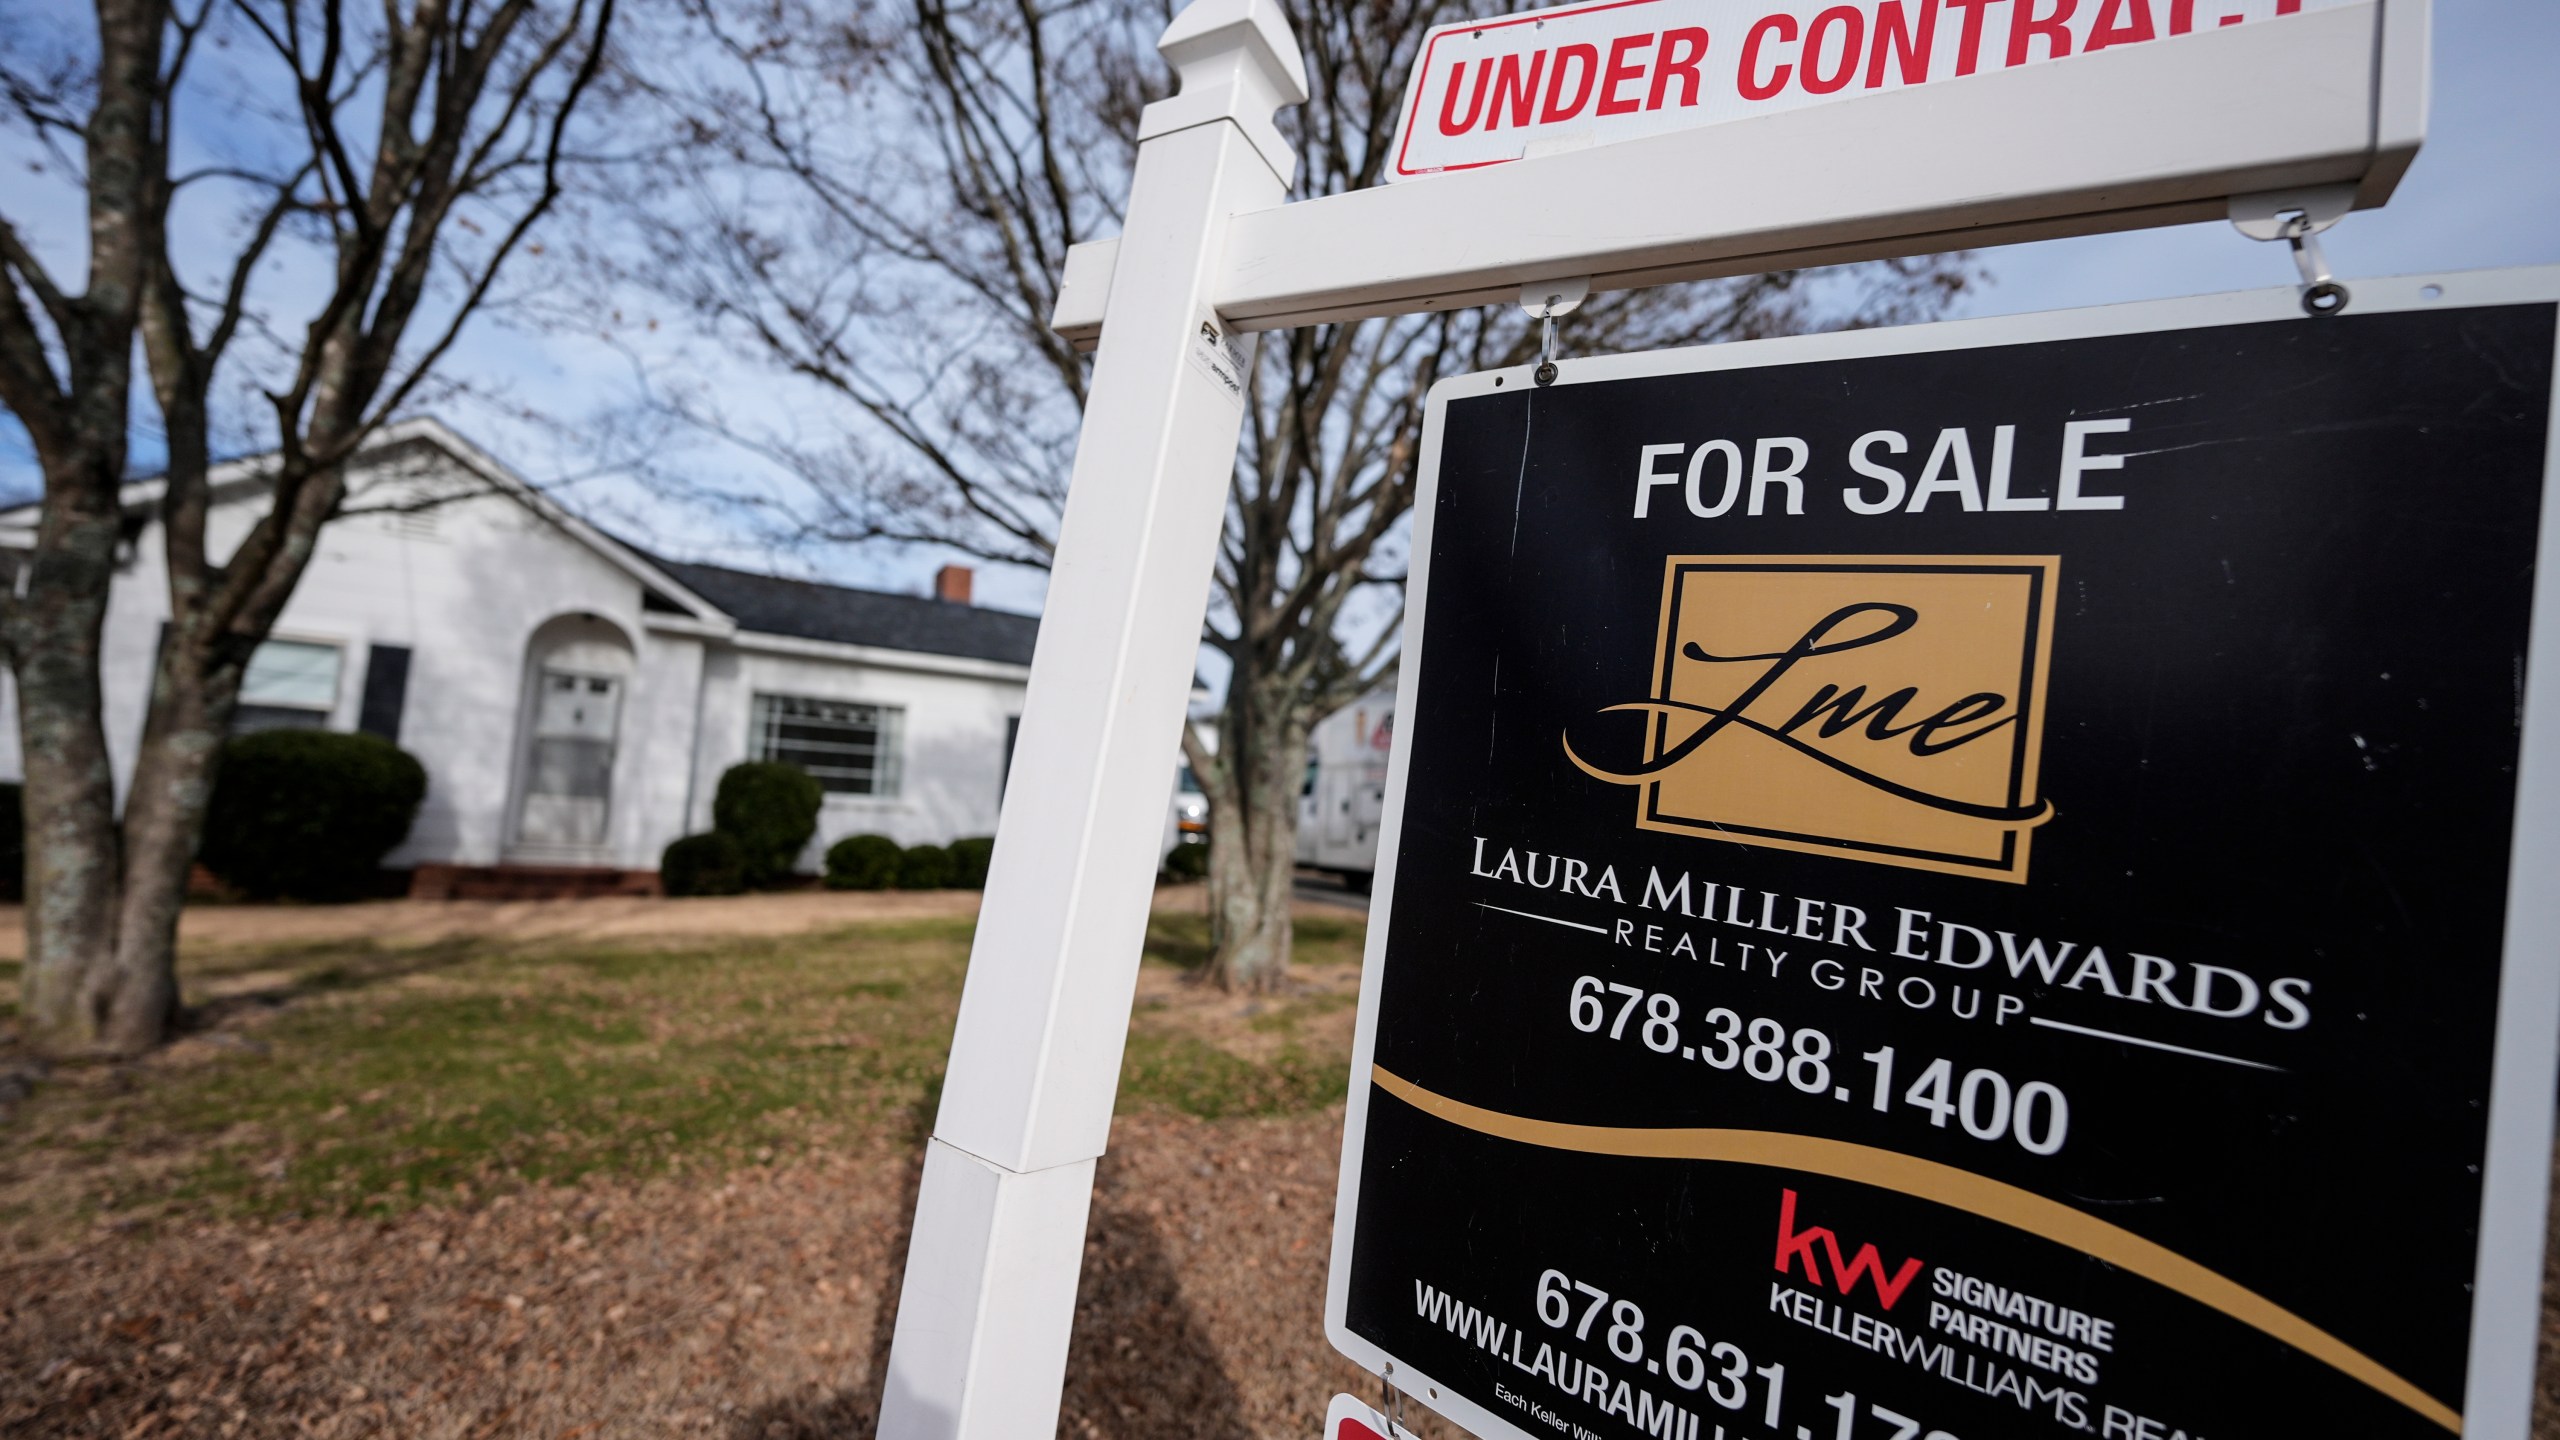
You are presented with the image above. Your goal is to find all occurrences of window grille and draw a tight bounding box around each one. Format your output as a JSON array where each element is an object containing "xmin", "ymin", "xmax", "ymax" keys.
[{"xmin": 750, "ymin": 694, "xmax": 904, "ymax": 796}]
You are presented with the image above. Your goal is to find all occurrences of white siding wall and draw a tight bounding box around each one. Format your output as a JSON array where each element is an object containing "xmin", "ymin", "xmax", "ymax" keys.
[
  {"xmin": 620, "ymin": 629, "xmax": 711, "ymax": 867},
  {"xmin": 0, "ymin": 432, "xmax": 1032, "ymax": 875},
  {"xmin": 698, "ymin": 646, "xmax": 1026, "ymax": 868}
]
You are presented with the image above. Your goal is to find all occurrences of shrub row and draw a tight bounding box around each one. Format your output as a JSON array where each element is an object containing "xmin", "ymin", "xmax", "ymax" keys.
[
  {"xmin": 201, "ymin": 731, "xmax": 427, "ymax": 901},
  {"xmin": 660, "ymin": 831, "xmax": 748, "ymax": 897},
  {"xmin": 662, "ymin": 761, "xmax": 823, "ymax": 897},
  {"xmin": 657, "ymin": 760, "xmax": 996, "ymax": 897},
  {"xmin": 824, "ymin": 833, "xmax": 994, "ymax": 891},
  {"xmin": 5, "ymin": 730, "xmax": 426, "ymax": 904}
]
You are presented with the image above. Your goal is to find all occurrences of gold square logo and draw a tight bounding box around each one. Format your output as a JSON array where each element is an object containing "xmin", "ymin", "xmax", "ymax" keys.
[{"xmin": 1564, "ymin": 556, "xmax": 2060, "ymax": 882}]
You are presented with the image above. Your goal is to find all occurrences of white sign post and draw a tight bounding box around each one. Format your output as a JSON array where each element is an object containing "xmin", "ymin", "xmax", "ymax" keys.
[{"xmin": 878, "ymin": 3, "xmax": 2431, "ymax": 1437}]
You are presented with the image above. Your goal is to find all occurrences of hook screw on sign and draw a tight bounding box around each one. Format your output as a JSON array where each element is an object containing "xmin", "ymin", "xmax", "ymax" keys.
[
  {"xmin": 2230, "ymin": 181, "xmax": 2358, "ymax": 316},
  {"xmin": 1522, "ymin": 277, "xmax": 1589, "ymax": 387}
]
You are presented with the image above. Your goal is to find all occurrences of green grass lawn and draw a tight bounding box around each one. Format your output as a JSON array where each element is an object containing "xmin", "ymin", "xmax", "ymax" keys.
[{"xmin": 0, "ymin": 907, "xmax": 1365, "ymax": 1238}]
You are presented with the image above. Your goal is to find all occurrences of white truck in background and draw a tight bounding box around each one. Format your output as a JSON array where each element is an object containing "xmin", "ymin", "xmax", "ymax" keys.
[
  {"xmin": 1163, "ymin": 761, "xmax": 1209, "ymax": 859},
  {"xmin": 1163, "ymin": 712, "xmax": 1218, "ymax": 868},
  {"xmin": 1296, "ymin": 688, "xmax": 1394, "ymax": 893}
]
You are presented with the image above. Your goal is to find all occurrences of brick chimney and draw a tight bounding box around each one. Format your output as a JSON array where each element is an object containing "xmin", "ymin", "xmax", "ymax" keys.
[{"xmin": 935, "ymin": 564, "xmax": 974, "ymax": 605}]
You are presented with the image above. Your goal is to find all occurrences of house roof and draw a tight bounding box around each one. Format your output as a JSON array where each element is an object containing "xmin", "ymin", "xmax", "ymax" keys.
[
  {"xmin": 0, "ymin": 416, "xmax": 1053, "ymax": 673},
  {"xmin": 0, "ymin": 417, "xmax": 738, "ymax": 631},
  {"xmin": 651, "ymin": 557, "xmax": 1041, "ymax": 666}
]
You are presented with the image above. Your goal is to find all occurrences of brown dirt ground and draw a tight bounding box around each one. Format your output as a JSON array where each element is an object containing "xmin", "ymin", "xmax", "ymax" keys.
[
  {"xmin": 4, "ymin": 891, "xmax": 2557, "ymax": 1439},
  {"xmin": 0, "ymin": 891, "xmax": 992, "ymax": 966},
  {"xmin": 14, "ymin": 1108, "xmax": 2549, "ymax": 1440},
  {"xmin": 0, "ymin": 1113, "xmax": 1461, "ymax": 1440},
  {"xmin": 0, "ymin": 884, "xmax": 1358, "ymax": 965}
]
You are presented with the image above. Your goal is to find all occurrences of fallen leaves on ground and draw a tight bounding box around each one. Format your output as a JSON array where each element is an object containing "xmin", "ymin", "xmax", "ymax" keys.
[{"xmin": 0, "ymin": 1113, "xmax": 1461, "ymax": 1440}]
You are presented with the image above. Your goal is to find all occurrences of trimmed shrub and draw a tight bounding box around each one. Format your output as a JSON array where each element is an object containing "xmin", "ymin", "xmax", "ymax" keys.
[
  {"xmin": 713, "ymin": 761, "xmax": 822, "ymax": 887},
  {"xmin": 199, "ymin": 730, "xmax": 427, "ymax": 901},
  {"xmin": 661, "ymin": 831, "xmax": 747, "ymax": 897},
  {"xmin": 1163, "ymin": 840, "xmax": 1210, "ymax": 881},
  {"xmin": 895, "ymin": 842, "xmax": 954, "ymax": 891},
  {"xmin": 947, "ymin": 835, "xmax": 996, "ymax": 890},
  {"xmin": 0, "ymin": 782, "xmax": 19, "ymax": 903},
  {"xmin": 825, "ymin": 833, "xmax": 903, "ymax": 891}
]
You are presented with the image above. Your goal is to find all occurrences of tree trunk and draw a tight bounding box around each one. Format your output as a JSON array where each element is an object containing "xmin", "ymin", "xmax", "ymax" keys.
[
  {"xmin": 1200, "ymin": 683, "xmax": 1309, "ymax": 993},
  {"xmin": 14, "ymin": 473, "xmax": 133, "ymax": 1057},
  {"xmin": 101, "ymin": 633, "xmax": 241, "ymax": 1055},
  {"xmin": 5, "ymin": 0, "xmax": 164, "ymax": 1058}
]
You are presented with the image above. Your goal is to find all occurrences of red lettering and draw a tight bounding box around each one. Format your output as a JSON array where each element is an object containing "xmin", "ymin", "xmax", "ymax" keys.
[
  {"xmin": 1774, "ymin": 1189, "xmax": 1928, "ymax": 1313},
  {"xmin": 1866, "ymin": 0, "xmax": 1939, "ymax": 86},
  {"xmin": 1438, "ymin": 56, "xmax": 1490, "ymax": 135},
  {"xmin": 1942, "ymin": 0, "xmax": 2006, "ymax": 75},
  {"xmin": 1648, "ymin": 27, "xmax": 1711, "ymax": 108},
  {"xmin": 2276, "ymin": 0, "xmax": 2303, "ymax": 11},
  {"xmin": 2085, "ymin": 0, "xmax": 2153, "ymax": 48},
  {"xmin": 1738, "ymin": 13, "xmax": 1797, "ymax": 100},
  {"xmin": 1596, "ymin": 32, "xmax": 1654, "ymax": 116},
  {"xmin": 2168, "ymin": 0, "xmax": 2194, "ymax": 32},
  {"xmin": 1801, "ymin": 5, "xmax": 1866, "ymax": 93},
  {"xmin": 1487, "ymin": 50, "xmax": 1546, "ymax": 130},
  {"xmin": 1826, "ymin": 1236, "xmax": 1926, "ymax": 1311},
  {"xmin": 2007, "ymin": 0, "xmax": 2076, "ymax": 65},
  {"xmin": 1773, "ymin": 1189, "xmax": 1829, "ymax": 1284},
  {"xmin": 1540, "ymin": 42, "xmax": 1600, "ymax": 122}
]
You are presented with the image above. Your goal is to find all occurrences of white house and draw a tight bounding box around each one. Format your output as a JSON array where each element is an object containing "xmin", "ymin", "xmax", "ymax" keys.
[{"xmin": 0, "ymin": 419, "xmax": 1046, "ymax": 897}]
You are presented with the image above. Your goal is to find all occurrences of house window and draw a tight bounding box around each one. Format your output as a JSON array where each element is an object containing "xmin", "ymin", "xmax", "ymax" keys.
[
  {"xmin": 750, "ymin": 694, "xmax": 903, "ymax": 796},
  {"xmin": 232, "ymin": 639, "xmax": 342, "ymax": 733}
]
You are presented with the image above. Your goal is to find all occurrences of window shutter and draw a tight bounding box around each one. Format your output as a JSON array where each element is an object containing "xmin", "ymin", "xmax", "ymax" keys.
[{"xmin": 359, "ymin": 645, "xmax": 412, "ymax": 741}]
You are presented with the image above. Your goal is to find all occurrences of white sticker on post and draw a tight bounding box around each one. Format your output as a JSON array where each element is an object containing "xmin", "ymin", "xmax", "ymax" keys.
[{"xmin": 1186, "ymin": 308, "xmax": 1254, "ymax": 408}]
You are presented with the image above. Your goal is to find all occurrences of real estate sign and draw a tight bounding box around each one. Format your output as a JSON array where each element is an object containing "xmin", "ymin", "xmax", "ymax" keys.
[
  {"xmin": 1386, "ymin": 0, "xmax": 2359, "ymax": 180},
  {"xmin": 1325, "ymin": 271, "xmax": 2560, "ymax": 1440}
]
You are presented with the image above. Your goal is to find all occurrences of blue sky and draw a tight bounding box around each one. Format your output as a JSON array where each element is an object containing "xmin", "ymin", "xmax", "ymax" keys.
[
  {"xmin": 4, "ymin": 0, "xmax": 2555, "ymax": 624},
  {"xmin": 514, "ymin": 0, "xmax": 2560, "ymax": 617},
  {"xmin": 1950, "ymin": 2, "xmax": 2560, "ymax": 319}
]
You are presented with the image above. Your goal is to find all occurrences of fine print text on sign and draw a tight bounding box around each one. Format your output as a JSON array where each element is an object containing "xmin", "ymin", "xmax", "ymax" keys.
[
  {"xmin": 1389, "ymin": 0, "xmax": 2353, "ymax": 180},
  {"xmin": 1326, "ymin": 275, "xmax": 2560, "ymax": 1440}
]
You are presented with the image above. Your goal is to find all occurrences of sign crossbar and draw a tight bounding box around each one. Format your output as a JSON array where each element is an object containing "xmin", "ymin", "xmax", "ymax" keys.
[{"xmin": 1053, "ymin": 0, "xmax": 2423, "ymax": 344}]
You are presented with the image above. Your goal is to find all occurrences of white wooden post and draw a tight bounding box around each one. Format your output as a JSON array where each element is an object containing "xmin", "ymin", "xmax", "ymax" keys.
[{"xmin": 874, "ymin": 2, "xmax": 1306, "ymax": 1436}]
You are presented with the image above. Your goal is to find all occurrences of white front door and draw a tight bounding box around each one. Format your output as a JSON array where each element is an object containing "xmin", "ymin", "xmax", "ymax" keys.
[{"xmin": 517, "ymin": 669, "xmax": 622, "ymax": 849}]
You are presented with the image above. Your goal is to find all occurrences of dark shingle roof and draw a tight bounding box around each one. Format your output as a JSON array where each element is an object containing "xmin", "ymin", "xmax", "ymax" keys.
[{"xmin": 652, "ymin": 558, "xmax": 1039, "ymax": 666}]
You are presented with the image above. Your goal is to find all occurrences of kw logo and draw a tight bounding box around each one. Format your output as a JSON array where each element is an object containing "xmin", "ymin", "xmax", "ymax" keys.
[
  {"xmin": 1773, "ymin": 1188, "xmax": 1925, "ymax": 1312},
  {"xmin": 1563, "ymin": 556, "xmax": 2059, "ymax": 882}
]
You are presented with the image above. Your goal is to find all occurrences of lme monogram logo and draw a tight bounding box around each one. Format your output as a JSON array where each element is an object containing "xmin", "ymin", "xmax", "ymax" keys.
[{"xmin": 1564, "ymin": 556, "xmax": 2060, "ymax": 882}]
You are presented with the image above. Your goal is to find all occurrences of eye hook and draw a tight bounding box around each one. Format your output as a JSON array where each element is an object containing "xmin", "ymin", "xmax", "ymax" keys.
[
  {"xmin": 1519, "ymin": 276, "xmax": 1591, "ymax": 386},
  {"xmin": 2280, "ymin": 211, "xmax": 2351, "ymax": 316},
  {"xmin": 2229, "ymin": 185, "xmax": 2355, "ymax": 317}
]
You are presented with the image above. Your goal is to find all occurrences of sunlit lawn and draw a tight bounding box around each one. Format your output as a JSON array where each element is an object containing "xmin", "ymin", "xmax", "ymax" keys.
[{"xmin": 0, "ymin": 904, "xmax": 1366, "ymax": 1241}]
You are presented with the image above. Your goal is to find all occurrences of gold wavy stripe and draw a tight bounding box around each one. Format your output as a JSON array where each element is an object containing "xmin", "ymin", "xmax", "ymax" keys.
[{"xmin": 1369, "ymin": 1066, "xmax": 2461, "ymax": 1434}]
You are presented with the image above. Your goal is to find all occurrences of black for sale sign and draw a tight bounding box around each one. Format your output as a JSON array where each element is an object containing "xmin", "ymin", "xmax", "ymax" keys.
[{"xmin": 1324, "ymin": 275, "xmax": 2560, "ymax": 1440}]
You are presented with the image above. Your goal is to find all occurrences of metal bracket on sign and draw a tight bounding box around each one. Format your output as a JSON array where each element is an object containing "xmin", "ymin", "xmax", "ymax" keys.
[
  {"xmin": 1379, "ymin": 1362, "xmax": 1412, "ymax": 1439},
  {"xmin": 2230, "ymin": 183, "xmax": 2357, "ymax": 317},
  {"xmin": 1521, "ymin": 276, "xmax": 1590, "ymax": 388}
]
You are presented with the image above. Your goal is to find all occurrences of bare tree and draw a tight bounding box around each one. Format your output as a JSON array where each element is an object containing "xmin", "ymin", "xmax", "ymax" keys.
[
  {"xmin": 0, "ymin": 0, "xmax": 617, "ymax": 1057},
  {"xmin": 598, "ymin": 0, "xmax": 1973, "ymax": 989}
]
